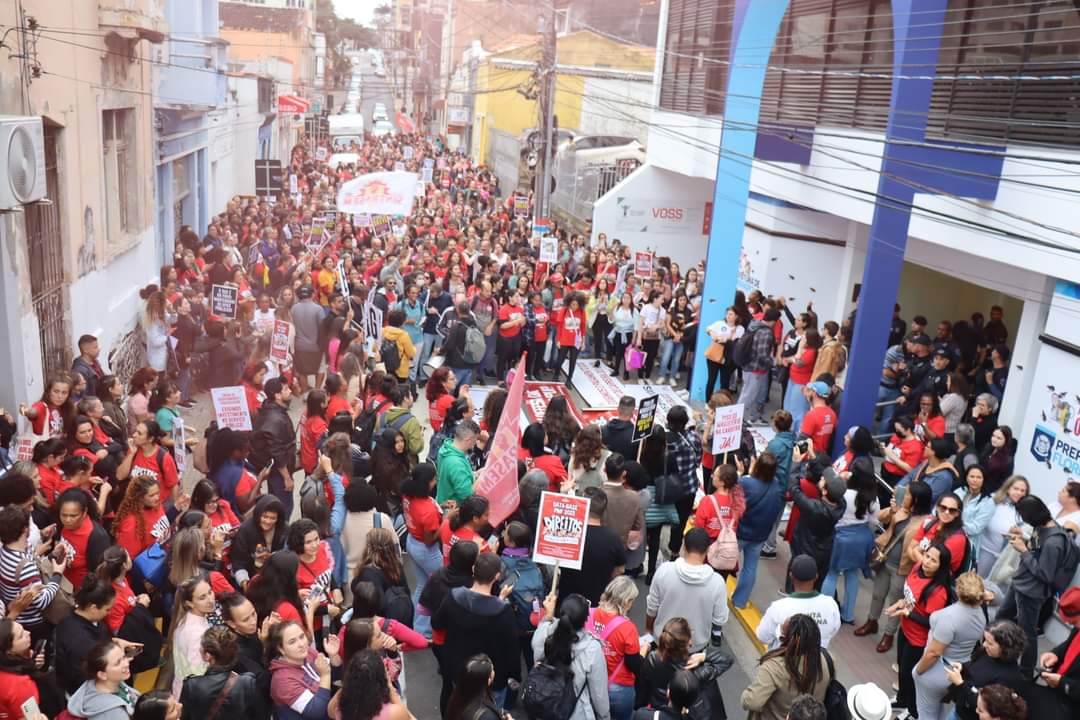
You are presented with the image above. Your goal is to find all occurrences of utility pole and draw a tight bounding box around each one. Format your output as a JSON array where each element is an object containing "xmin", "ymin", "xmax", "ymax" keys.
[{"xmin": 534, "ymin": 4, "xmax": 557, "ymax": 228}]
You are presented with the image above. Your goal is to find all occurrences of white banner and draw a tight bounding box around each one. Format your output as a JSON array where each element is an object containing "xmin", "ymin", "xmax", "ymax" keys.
[
  {"xmin": 336, "ymin": 171, "xmax": 419, "ymax": 217},
  {"xmin": 712, "ymin": 403, "xmax": 745, "ymax": 454},
  {"xmin": 563, "ymin": 361, "xmax": 694, "ymax": 423}
]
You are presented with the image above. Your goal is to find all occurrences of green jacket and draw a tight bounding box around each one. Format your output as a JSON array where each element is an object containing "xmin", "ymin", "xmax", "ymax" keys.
[
  {"xmin": 381, "ymin": 406, "xmax": 423, "ymax": 466},
  {"xmin": 436, "ymin": 441, "xmax": 475, "ymax": 505}
]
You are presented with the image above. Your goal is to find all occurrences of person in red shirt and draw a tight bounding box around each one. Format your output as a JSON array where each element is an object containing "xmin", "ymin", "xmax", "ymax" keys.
[
  {"xmin": 190, "ymin": 479, "xmax": 241, "ymax": 564},
  {"xmin": 496, "ymin": 289, "xmax": 526, "ymax": 378},
  {"xmin": 887, "ymin": 544, "xmax": 955, "ymax": 716},
  {"xmin": 18, "ymin": 373, "xmax": 73, "ymax": 438},
  {"xmin": 587, "ymin": 577, "xmax": 642, "ymax": 719},
  {"xmin": 799, "ymin": 381, "xmax": 837, "ymax": 454},
  {"xmin": 0, "ymin": 620, "xmax": 48, "ymax": 720},
  {"xmin": 520, "ymin": 423, "xmax": 569, "ymax": 492},
  {"xmin": 246, "ymin": 550, "xmax": 310, "ymax": 628},
  {"xmin": 693, "ymin": 464, "xmax": 747, "ymax": 540},
  {"xmin": 880, "ymin": 415, "xmax": 927, "ymax": 493},
  {"xmin": 299, "ymin": 390, "xmax": 329, "ymax": 475},
  {"xmin": 32, "ymin": 438, "xmax": 72, "ymax": 507},
  {"xmin": 288, "ymin": 518, "xmax": 338, "ymax": 631},
  {"xmin": 117, "ymin": 421, "xmax": 179, "ymax": 503},
  {"xmin": 325, "ymin": 373, "xmax": 355, "ymax": 422},
  {"xmin": 553, "ymin": 293, "xmax": 586, "ymax": 384},
  {"xmin": 439, "ymin": 495, "xmax": 493, "ymax": 565},
  {"xmin": 241, "ymin": 363, "xmax": 268, "ymax": 424},
  {"xmin": 402, "ymin": 465, "xmax": 442, "ymax": 638},
  {"xmin": 909, "ymin": 492, "xmax": 969, "ymax": 574},
  {"xmin": 913, "ymin": 392, "xmax": 946, "ymax": 444},
  {"xmin": 97, "ymin": 546, "xmax": 152, "ymax": 637},
  {"xmin": 113, "ymin": 476, "xmax": 170, "ymax": 561},
  {"xmin": 425, "ymin": 367, "xmax": 458, "ymax": 434},
  {"xmin": 526, "ymin": 292, "xmax": 550, "ymax": 381},
  {"xmin": 56, "ymin": 488, "xmax": 111, "ymax": 590}
]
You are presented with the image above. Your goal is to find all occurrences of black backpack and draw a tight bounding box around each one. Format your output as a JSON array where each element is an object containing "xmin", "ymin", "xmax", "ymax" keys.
[
  {"xmin": 1046, "ymin": 526, "xmax": 1080, "ymax": 592},
  {"xmin": 732, "ymin": 325, "xmax": 770, "ymax": 368},
  {"xmin": 353, "ymin": 400, "xmax": 391, "ymax": 451},
  {"xmin": 521, "ymin": 662, "xmax": 585, "ymax": 720},
  {"xmin": 822, "ymin": 650, "xmax": 851, "ymax": 720},
  {"xmin": 380, "ymin": 337, "xmax": 401, "ymax": 375}
]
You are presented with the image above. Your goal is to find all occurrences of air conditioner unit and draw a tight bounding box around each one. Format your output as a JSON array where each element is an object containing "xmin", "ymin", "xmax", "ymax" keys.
[{"xmin": 0, "ymin": 116, "xmax": 47, "ymax": 211}]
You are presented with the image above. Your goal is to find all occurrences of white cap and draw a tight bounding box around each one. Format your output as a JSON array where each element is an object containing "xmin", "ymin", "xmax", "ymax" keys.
[{"xmin": 847, "ymin": 683, "xmax": 892, "ymax": 720}]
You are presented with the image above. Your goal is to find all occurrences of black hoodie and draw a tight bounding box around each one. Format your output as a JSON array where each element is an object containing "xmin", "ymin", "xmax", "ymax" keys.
[
  {"xmin": 231, "ymin": 494, "xmax": 288, "ymax": 586},
  {"xmin": 602, "ymin": 418, "xmax": 636, "ymax": 461},
  {"xmin": 432, "ymin": 586, "xmax": 521, "ymax": 691}
]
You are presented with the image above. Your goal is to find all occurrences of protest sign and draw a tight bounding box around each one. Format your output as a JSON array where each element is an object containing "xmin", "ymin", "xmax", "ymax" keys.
[
  {"xmin": 475, "ymin": 356, "xmax": 526, "ymax": 526},
  {"xmin": 362, "ymin": 300, "xmax": 383, "ymax": 345},
  {"xmin": 421, "ymin": 167, "xmax": 433, "ymax": 184},
  {"xmin": 403, "ymin": 146, "xmax": 414, "ymax": 161},
  {"xmin": 211, "ymin": 386, "xmax": 252, "ymax": 431},
  {"xmin": 634, "ymin": 251, "xmax": 653, "ymax": 278},
  {"xmin": 539, "ymin": 236, "xmax": 558, "ymax": 263},
  {"xmin": 172, "ymin": 417, "xmax": 187, "ymax": 474},
  {"xmin": 371, "ymin": 215, "xmax": 392, "ymax": 238},
  {"xmin": 633, "ymin": 394, "xmax": 659, "ymax": 443},
  {"xmin": 423, "ymin": 158, "xmax": 434, "ymax": 170},
  {"xmin": 712, "ymin": 403, "xmax": 745, "ymax": 454},
  {"xmin": 270, "ymin": 320, "xmax": 292, "ymax": 363},
  {"xmin": 337, "ymin": 171, "xmax": 419, "ymax": 217},
  {"xmin": 416, "ymin": 181, "xmax": 426, "ymax": 198},
  {"xmin": 394, "ymin": 161, "xmax": 406, "ymax": 172},
  {"xmin": 533, "ymin": 492, "xmax": 591, "ymax": 570},
  {"xmin": 210, "ymin": 284, "xmax": 238, "ymax": 318},
  {"xmin": 289, "ymin": 174, "xmax": 298, "ymax": 195},
  {"xmin": 513, "ymin": 195, "xmax": 529, "ymax": 218},
  {"xmin": 353, "ymin": 213, "xmax": 371, "ymax": 228},
  {"xmin": 336, "ymin": 259, "xmax": 350, "ymax": 295},
  {"xmin": 437, "ymin": 156, "xmax": 447, "ymax": 170},
  {"xmin": 305, "ymin": 222, "xmax": 327, "ymax": 253},
  {"xmin": 522, "ymin": 382, "xmax": 589, "ymax": 428},
  {"xmin": 315, "ymin": 147, "xmax": 328, "ymax": 162}
]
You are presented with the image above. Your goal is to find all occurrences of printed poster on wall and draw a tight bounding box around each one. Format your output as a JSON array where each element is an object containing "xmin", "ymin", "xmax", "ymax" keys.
[
  {"xmin": 533, "ymin": 491, "xmax": 591, "ymax": 570},
  {"xmin": 270, "ymin": 320, "xmax": 292, "ymax": 363},
  {"xmin": 539, "ymin": 236, "xmax": 559, "ymax": 263},
  {"xmin": 211, "ymin": 386, "xmax": 252, "ymax": 431},
  {"xmin": 634, "ymin": 251, "xmax": 653, "ymax": 279},
  {"xmin": 712, "ymin": 403, "xmax": 745, "ymax": 454},
  {"xmin": 210, "ymin": 284, "xmax": 238, "ymax": 318}
]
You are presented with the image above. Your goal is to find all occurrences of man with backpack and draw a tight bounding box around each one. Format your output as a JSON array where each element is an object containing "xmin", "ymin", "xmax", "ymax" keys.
[
  {"xmin": 735, "ymin": 308, "xmax": 780, "ymax": 424},
  {"xmin": 381, "ymin": 309, "xmax": 417, "ymax": 389},
  {"xmin": 432, "ymin": 552, "xmax": 521, "ymax": 710},
  {"xmin": 377, "ymin": 384, "xmax": 424, "ymax": 466},
  {"xmin": 442, "ymin": 301, "xmax": 484, "ymax": 387},
  {"xmin": 755, "ymin": 554, "xmax": 840, "ymax": 651}
]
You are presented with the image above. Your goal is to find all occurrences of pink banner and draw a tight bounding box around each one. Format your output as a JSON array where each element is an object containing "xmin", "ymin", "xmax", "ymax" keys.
[{"xmin": 475, "ymin": 355, "xmax": 526, "ymax": 526}]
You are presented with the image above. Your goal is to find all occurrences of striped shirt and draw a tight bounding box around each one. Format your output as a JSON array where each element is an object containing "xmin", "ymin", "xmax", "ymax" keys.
[{"xmin": 0, "ymin": 545, "xmax": 61, "ymax": 627}]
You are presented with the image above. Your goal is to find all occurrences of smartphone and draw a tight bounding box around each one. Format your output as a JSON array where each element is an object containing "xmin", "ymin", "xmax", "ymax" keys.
[
  {"xmin": 32, "ymin": 639, "xmax": 46, "ymax": 658},
  {"xmin": 795, "ymin": 439, "xmax": 810, "ymax": 454},
  {"xmin": 20, "ymin": 697, "xmax": 40, "ymax": 720},
  {"xmin": 124, "ymin": 644, "xmax": 144, "ymax": 659},
  {"xmin": 940, "ymin": 656, "xmax": 954, "ymax": 668}
]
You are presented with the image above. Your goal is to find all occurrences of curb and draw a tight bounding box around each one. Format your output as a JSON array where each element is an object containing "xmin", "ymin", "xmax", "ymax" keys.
[{"xmin": 726, "ymin": 575, "xmax": 767, "ymax": 654}]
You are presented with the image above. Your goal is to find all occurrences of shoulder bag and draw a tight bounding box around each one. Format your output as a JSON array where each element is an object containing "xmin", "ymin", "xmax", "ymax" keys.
[
  {"xmin": 15, "ymin": 552, "xmax": 75, "ymax": 626},
  {"xmin": 206, "ymin": 671, "xmax": 238, "ymax": 720}
]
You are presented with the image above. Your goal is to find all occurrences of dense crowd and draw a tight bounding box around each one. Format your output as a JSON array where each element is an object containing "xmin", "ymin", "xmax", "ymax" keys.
[{"xmin": 0, "ymin": 125, "xmax": 1074, "ymax": 720}]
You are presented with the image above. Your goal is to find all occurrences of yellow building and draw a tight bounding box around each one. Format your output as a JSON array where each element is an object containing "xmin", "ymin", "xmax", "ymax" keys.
[
  {"xmin": 219, "ymin": 1, "xmax": 317, "ymax": 92},
  {"xmin": 471, "ymin": 30, "xmax": 655, "ymax": 168}
]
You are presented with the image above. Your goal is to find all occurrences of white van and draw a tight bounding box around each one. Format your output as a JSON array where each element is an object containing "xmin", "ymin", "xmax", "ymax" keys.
[{"xmin": 328, "ymin": 113, "xmax": 365, "ymax": 149}]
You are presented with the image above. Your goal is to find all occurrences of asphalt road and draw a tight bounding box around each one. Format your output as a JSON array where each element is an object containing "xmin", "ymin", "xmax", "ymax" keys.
[{"xmin": 341, "ymin": 52, "xmax": 396, "ymax": 129}]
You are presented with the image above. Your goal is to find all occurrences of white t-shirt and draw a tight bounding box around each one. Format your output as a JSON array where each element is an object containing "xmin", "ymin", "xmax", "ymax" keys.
[
  {"xmin": 707, "ymin": 320, "xmax": 744, "ymax": 344},
  {"xmin": 1049, "ymin": 501, "xmax": 1080, "ymax": 542},
  {"xmin": 639, "ymin": 304, "xmax": 666, "ymax": 336},
  {"xmin": 757, "ymin": 592, "xmax": 841, "ymax": 650}
]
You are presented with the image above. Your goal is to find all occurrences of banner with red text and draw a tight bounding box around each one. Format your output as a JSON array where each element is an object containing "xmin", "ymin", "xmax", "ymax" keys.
[
  {"xmin": 337, "ymin": 171, "xmax": 419, "ymax": 217},
  {"xmin": 474, "ymin": 355, "xmax": 526, "ymax": 525},
  {"xmin": 533, "ymin": 491, "xmax": 591, "ymax": 569}
]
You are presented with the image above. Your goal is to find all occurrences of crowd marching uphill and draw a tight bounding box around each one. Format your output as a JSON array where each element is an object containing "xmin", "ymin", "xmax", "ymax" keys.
[{"xmin": 0, "ymin": 125, "xmax": 1075, "ymax": 720}]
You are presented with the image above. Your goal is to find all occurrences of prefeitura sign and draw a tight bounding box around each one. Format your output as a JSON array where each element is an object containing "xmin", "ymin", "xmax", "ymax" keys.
[{"xmin": 533, "ymin": 491, "xmax": 591, "ymax": 570}]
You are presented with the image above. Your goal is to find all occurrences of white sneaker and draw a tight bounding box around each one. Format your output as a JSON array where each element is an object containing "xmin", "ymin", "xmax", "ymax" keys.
[
  {"xmin": 673, "ymin": 373, "xmax": 680, "ymax": 382},
  {"xmin": 669, "ymin": 377, "xmax": 678, "ymax": 386}
]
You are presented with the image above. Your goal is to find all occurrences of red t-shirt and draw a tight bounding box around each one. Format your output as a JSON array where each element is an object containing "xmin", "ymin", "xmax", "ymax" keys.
[
  {"xmin": 901, "ymin": 567, "xmax": 949, "ymax": 646},
  {"xmin": 693, "ymin": 492, "xmax": 741, "ymax": 539},
  {"xmin": 326, "ymin": 395, "xmax": 352, "ymax": 422},
  {"xmin": 531, "ymin": 304, "xmax": 549, "ymax": 343},
  {"xmin": 208, "ymin": 499, "xmax": 241, "ymax": 564},
  {"xmin": 60, "ymin": 514, "xmax": 96, "ymax": 589},
  {"xmin": 130, "ymin": 447, "xmax": 179, "ymax": 499},
  {"xmin": 587, "ymin": 608, "xmax": 639, "ymax": 686},
  {"xmin": 115, "ymin": 506, "xmax": 169, "ymax": 560},
  {"xmin": 498, "ymin": 303, "xmax": 525, "ymax": 338},
  {"xmin": 553, "ymin": 307, "xmax": 586, "ymax": 348},
  {"xmin": 883, "ymin": 435, "xmax": 926, "ymax": 476},
  {"xmin": 30, "ymin": 400, "xmax": 64, "ymax": 437},
  {"xmin": 274, "ymin": 598, "xmax": 304, "ymax": 624},
  {"xmin": 0, "ymin": 671, "xmax": 39, "ymax": 720},
  {"xmin": 916, "ymin": 415, "xmax": 947, "ymax": 443},
  {"xmin": 440, "ymin": 520, "xmax": 490, "ymax": 564},
  {"xmin": 800, "ymin": 405, "xmax": 837, "ymax": 453},
  {"xmin": 789, "ymin": 348, "xmax": 818, "ymax": 385},
  {"xmin": 429, "ymin": 393, "xmax": 454, "ymax": 433},
  {"xmin": 913, "ymin": 519, "xmax": 968, "ymax": 573},
  {"xmin": 300, "ymin": 415, "xmax": 329, "ymax": 475},
  {"xmin": 107, "ymin": 578, "xmax": 137, "ymax": 633},
  {"xmin": 518, "ymin": 451, "xmax": 568, "ymax": 492},
  {"xmin": 296, "ymin": 543, "xmax": 334, "ymax": 592},
  {"xmin": 403, "ymin": 495, "xmax": 442, "ymax": 543},
  {"xmin": 37, "ymin": 464, "xmax": 75, "ymax": 507}
]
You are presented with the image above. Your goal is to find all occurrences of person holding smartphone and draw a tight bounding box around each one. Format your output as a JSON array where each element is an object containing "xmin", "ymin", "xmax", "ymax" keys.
[
  {"xmin": 0, "ymin": 618, "xmax": 64, "ymax": 719},
  {"xmin": 1023, "ymin": 586, "xmax": 1080, "ymax": 718}
]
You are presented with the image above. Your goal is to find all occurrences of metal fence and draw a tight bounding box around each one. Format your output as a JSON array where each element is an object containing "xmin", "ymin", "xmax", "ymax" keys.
[
  {"xmin": 487, "ymin": 129, "xmax": 522, "ymax": 195},
  {"xmin": 551, "ymin": 155, "xmax": 640, "ymax": 225}
]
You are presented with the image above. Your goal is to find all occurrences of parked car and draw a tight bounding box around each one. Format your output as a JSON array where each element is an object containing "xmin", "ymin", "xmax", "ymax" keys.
[{"xmin": 372, "ymin": 120, "xmax": 395, "ymax": 137}]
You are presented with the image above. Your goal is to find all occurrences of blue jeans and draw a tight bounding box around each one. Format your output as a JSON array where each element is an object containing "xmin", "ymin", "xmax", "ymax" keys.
[
  {"xmin": 784, "ymin": 381, "xmax": 809, "ymax": 430},
  {"xmin": 178, "ymin": 366, "xmax": 193, "ymax": 402},
  {"xmin": 609, "ymin": 682, "xmax": 635, "ymax": 720},
  {"xmin": 877, "ymin": 385, "xmax": 901, "ymax": 435},
  {"xmin": 407, "ymin": 534, "xmax": 443, "ymax": 639},
  {"xmin": 418, "ymin": 333, "xmax": 439, "ymax": 381},
  {"xmin": 481, "ymin": 332, "xmax": 496, "ymax": 375},
  {"xmin": 738, "ymin": 371, "xmax": 769, "ymax": 417},
  {"xmin": 269, "ymin": 470, "xmax": 294, "ymax": 521},
  {"xmin": 450, "ymin": 366, "xmax": 473, "ymax": 387},
  {"xmin": 658, "ymin": 339, "xmax": 684, "ymax": 380},
  {"xmin": 492, "ymin": 687, "xmax": 507, "ymax": 710},
  {"xmin": 732, "ymin": 538, "xmax": 765, "ymax": 608},
  {"xmin": 821, "ymin": 567, "xmax": 861, "ymax": 623}
]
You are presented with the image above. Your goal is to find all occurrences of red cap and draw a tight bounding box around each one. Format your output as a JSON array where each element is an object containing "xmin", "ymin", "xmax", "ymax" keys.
[
  {"xmin": 550, "ymin": 273, "xmax": 563, "ymax": 283},
  {"xmin": 1059, "ymin": 586, "xmax": 1080, "ymax": 620}
]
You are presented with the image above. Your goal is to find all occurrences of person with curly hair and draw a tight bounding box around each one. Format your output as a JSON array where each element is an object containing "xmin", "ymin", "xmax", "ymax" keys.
[
  {"xmin": 741, "ymin": 614, "xmax": 830, "ymax": 720},
  {"xmin": 112, "ymin": 476, "xmax": 169, "ymax": 562},
  {"xmin": 973, "ymin": 684, "xmax": 1027, "ymax": 720},
  {"xmin": 570, "ymin": 425, "xmax": 609, "ymax": 493},
  {"xmin": 334, "ymin": 649, "xmax": 413, "ymax": 720}
]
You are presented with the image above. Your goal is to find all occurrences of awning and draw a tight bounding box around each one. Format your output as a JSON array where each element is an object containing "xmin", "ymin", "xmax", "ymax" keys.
[{"xmin": 278, "ymin": 94, "xmax": 311, "ymax": 113}]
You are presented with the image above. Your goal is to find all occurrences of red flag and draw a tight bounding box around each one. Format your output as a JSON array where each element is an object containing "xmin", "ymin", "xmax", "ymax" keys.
[{"xmin": 474, "ymin": 354, "xmax": 525, "ymax": 526}]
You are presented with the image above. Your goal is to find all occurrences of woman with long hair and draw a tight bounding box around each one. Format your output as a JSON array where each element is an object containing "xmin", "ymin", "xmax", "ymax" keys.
[
  {"xmin": 51, "ymin": 578, "xmax": 117, "ymax": 695},
  {"xmin": 142, "ymin": 286, "xmax": 170, "ymax": 375},
  {"xmin": 956, "ymin": 465, "xmax": 995, "ymax": 570},
  {"xmin": 741, "ymin": 614, "xmax": 830, "ymax": 719},
  {"xmin": 67, "ymin": 641, "xmax": 140, "ymax": 720},
  {"xmin": 731, "ymin": 452, "xmax": 783, "ymax": 610},
  {"xmin": 239, "ymin": 363, "xmax": 267, "ymax": 424},
  {"xmin": 19, "ymin": 372, "xmax": 74, "ymax": 438},
  {"xmin": 446, "ymin": 654, "xmax": 501, "ymax": 720},
  {"xmin": 608, "ymin": 293, "xmax": 638, "ymax": 381},
  {"xmin": 531, "ymin": 593, "xmax": 610, "ymax": 720},
  {"xmin": 246, "ymin": 550, "xmax": 308, "ymax": 630},
  {"xmin": 112, "ymin": 476, "xmax": 168, "ymax": 565},
  {"xmin": 978, "ymin": 476, "xmax": 1029, "ymax": 577},
  {"xmin": 657, "ymin": 293, "xmax": 692, "ymax": 386},
  {"xmin": 980, "ymin": 426, "xmax": 1016, "ymax": 495},
  {"xmin": 98, "ymin": 375, "xmax": 129, "ymax": 441},
  {"xmin": 909, "ymin": 491, "xmax": 970, "ymax": 575},
  {"xmin": 94, "ymin": 546, "xmax": 161, "ymax": 672},
  {"xmin": 116, "ymin": 420, "xmax": 180, "ymax": 503},
  {"xmin": 914, "ymin": 391, "xmax": 947, "ymax": 444},
  {"xmin": 782, "ymin": 327, "xmax": 822, "ymax": 430},
  {"xmin": 168, "ymin": 575, "xmax": 215, "ymax": 698},
  {"xmin": 887, "ymin": 543, "xmax": 956, "ymax": 716},
  {"xmin": 336, "ymin": 649, "xmax": 413, "ymax": 720},
  {"xmin": 125, "ymin": 368, "xmax": 159, "ymax": 435},
  {"xmin": 943, "ymin": 621, "xmax": 1029, "ymax": 720},
  {"xmin": 401, "ymin": 464, "xmax": 441, "ymax": 639},
  {"xmin": 425, "ymin": 367, "xmax": 458, "ymax": 434},
  {"xmin": 586, "ymin": 278, "xmax": 614, "ymax": 365},
  {"xmin": 356, "ymin": 527, "xmax": 411, "ymax": 622},
  {"xmin": 569, "ymin": 425, "xmax": 609, "ymax": 493},
  {"xmin": 855, "ymin": 480, "xmax": 933, "ymax": 654},
  {"xmin": 703, "ymin": 306, "xmax": 744, "ymax": 399},
  {"xmin": 441, "ymin": 495, "xmax": 493, "ymax": 563},
  {"xmin": 820, "ymin": 456, "xmax": 880, "ymax": 624},
  {"xmin": 0, "ymin": 620, "xmax": 63, "ymax": 718},
  {"xmin": 521, "ymin": 423, "xmax": 569, "ymax": 493},
  {"xmin": 299, "ymin": 390, "xmax": 330, "ymax": 476},
  {"xmin": 543, "ymin": 396, "xmax": 579, "ymax": 467}
]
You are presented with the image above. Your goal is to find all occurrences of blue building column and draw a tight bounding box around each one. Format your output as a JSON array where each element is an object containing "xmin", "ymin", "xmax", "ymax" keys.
[
  {"xmin": 835, "ymin": 0, "xmax": 950, "ymax": 447},
  {"xmin": 691, "ymin": 0, "xmax": 791, "ymax": 402}
]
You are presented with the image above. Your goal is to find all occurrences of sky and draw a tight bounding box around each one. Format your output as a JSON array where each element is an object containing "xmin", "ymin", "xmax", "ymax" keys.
[{"xmin": 333, "ymin": 0, "xmax": 381, "ymax": 27}]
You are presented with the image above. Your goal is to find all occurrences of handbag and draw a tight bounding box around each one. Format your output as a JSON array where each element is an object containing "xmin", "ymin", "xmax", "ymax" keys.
[
  {"xmin": 132, "ymin": 543, "xmax": 169, "ymax": 589},
  {"xmin": 624, "ymin": 345, "xmax": 646, "ymax": 371},
  {"xmin": 14, "ymin": 554, "xmax": 75, "ymax": 626},
  {"xmin": 704, "ymin": 340, "xmax": 724, "ymax": 364},
  {"xmin": 869, "ymin": 519, "xmax": 907, "ymax": 572},
  {"xmin": 821, "ymin": 650, "xmax": 851, "ymax": 720}
]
